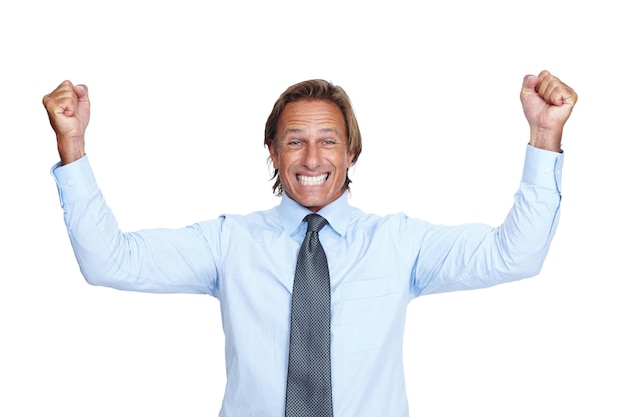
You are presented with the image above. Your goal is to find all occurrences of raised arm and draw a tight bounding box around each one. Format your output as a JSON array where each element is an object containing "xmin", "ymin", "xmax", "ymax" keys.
[
  {"xmin": 43, "ymin": 81, "xmax": 218, "ymax": 295},
  {"xmin": 412, "ymin": 71, "xmax": 577, "ymax": 296}
]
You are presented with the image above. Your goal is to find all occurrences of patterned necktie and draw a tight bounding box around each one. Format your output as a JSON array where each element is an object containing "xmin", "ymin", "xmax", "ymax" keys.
[{"xmin": 285, "ymin": 213, "xmax": 333, "ymax": 417}]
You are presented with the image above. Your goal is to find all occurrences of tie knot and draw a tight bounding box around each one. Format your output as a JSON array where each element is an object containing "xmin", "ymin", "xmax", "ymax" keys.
[{"xmin": 304, "ymin": 213, "xmax": 328, "ymax": 233}]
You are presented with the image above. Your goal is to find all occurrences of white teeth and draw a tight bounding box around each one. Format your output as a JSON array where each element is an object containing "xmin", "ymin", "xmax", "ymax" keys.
[{"xmin": 297, "ymin": 173, "xmax": 328, "ymax": 186}]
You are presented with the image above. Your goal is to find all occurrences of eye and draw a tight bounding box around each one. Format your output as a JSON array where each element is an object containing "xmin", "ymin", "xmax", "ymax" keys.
[{"xmin": 322, "ymin": 139, "xmax": 336, "ymax": 146}]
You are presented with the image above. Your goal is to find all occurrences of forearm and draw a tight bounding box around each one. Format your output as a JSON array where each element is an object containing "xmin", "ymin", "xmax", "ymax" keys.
[{"xmin": 414, "ymin": 145, "xmax": 563, "ymax": 295}]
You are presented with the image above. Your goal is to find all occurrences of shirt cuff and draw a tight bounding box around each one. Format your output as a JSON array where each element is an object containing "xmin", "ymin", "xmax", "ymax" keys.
[
  {"xmin": 50, "ymin": 155, "xmax": 99, "ymax": 207},
  {"xmin": 521, "ymin": 144, "xmax": 564, "ymax": 192}
]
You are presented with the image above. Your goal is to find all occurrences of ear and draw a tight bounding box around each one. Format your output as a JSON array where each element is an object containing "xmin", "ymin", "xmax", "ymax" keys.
[
  {"xmin": 347, "ymin": 149, "xmax": 356, "ymax": 166},
  {"xmin": 268, "ymin": 141, "xmax": 279, "ymax": 169}
]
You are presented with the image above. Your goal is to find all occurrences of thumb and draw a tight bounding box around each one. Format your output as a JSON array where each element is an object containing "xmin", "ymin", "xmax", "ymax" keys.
[
  {"xmin": 520, "ymin": 74, "xmax": 539, "ymax": 98},
  {"xmin": 73, "ymin": 84, "xmax": 90, "ymax": 105}
]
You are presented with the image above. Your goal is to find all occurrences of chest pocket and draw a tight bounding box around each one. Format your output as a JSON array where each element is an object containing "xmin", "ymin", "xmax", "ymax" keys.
[{"xmin": 334, "ymin": 278, "xmax": 407, "ymax": 354}]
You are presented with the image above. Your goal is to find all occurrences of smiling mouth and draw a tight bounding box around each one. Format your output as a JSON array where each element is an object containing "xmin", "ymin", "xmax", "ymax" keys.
[{"xmin": 297, "ymin": 173, "xmax": 329, "ymax": 186}]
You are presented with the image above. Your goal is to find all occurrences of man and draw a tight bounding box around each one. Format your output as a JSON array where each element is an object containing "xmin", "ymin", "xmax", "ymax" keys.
[{"xmin": 43, "ymin": 71, "xmax": 577, "ymax": 416}]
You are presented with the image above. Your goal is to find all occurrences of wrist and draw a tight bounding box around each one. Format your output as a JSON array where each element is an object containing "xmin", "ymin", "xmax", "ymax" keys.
[
  {"xmin": 529, "ymin": 127, "xmax": 562, "ymax": 152},
  {"xmin": 58, "ymin": 137, "xmax": 85, "ymax": 165}
]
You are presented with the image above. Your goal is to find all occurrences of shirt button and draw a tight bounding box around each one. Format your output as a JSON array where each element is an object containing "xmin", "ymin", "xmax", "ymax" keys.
[
  {"xmin": 544, "ymin": 167, "xmax": 551, "ymax": 174},
  {"xmin": 66, "ymin": 179, "xmax": 74, "ymax": 186}
]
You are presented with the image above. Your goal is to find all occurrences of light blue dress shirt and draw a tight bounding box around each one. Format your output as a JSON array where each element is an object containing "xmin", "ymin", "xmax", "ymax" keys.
[{"xmin": 52, "ymin": 145, "xmax": 563, "ymax": 416}]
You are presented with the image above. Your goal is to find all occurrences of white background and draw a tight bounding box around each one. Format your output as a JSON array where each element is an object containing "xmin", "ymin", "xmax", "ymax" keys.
[{"xmin": 1, "ymin": 0, "xmax": 624, "ymax": 415}]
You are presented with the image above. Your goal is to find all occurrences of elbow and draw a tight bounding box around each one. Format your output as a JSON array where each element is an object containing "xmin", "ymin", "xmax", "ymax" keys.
[
  {"xmin": 518, "ymin": 258, "xmax": 544, "ymax": 279},
  {"xmin": 503, "ymin": 248, "xmax": 548, "ymax": 281},
  {"xmin": 80, "ymin": 265, "xmax": 113, "ymax": 288},
  {"xmin": 78, "ymin": 258, "xmax": 131, "ymax": 290}
]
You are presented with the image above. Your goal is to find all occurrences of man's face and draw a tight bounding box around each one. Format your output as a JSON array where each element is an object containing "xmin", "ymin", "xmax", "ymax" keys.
[{"xmin": 269, "ymin": 99, "xmax": 355, "ymax": 212}]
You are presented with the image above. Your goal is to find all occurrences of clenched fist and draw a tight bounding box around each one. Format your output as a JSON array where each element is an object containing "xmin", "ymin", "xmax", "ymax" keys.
[
  {"xmin": 520, "ymin": 70, "xmax": 578, "ymax": 152},
  {"xmin": 43, "ymin": 80, "xmax": 91, "ymax": 165}
]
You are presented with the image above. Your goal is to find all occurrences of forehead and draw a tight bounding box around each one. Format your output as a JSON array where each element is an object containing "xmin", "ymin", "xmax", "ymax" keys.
[{"xmin": 278, "ymin": 99, "xmax": 346, "ymax": 133}]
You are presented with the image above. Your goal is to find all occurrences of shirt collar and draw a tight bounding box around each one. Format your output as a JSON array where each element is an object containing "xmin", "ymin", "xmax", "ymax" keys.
[{"xmin": 278, "ymin": 192, "xmax": 351, "ymax": 237}]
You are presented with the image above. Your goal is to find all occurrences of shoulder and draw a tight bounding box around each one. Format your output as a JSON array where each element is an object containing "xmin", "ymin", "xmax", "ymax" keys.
[
  {"xmin": 219, "ymin": 205, "xmax": 282, "ymax": 233},
  {"xmin": 349, "ymin": 208, "xmax": 432, "ymax": 234}
]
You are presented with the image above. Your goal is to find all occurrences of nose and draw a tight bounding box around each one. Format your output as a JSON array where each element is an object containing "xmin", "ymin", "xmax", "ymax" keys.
[{"xmin": 302, "ymin": 143, "xmax": 321, "ymax": 169}]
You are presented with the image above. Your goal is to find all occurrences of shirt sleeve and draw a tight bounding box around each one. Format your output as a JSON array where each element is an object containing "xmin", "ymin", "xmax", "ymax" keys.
[
  {"xmin": 51, "ymin": 156, "xmax": 220, "ymax": 295},
  {"xmin": 411, "ymin": 145, "xmax": 564, "ymax": 296}
]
